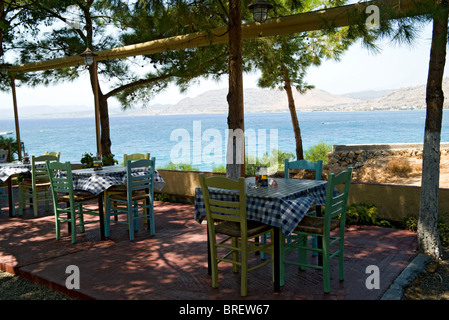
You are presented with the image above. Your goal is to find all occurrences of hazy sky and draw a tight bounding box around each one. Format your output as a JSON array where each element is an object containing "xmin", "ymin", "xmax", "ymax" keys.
[{"xmin": 0, "ymin": 19, "xmax": 445, "ymax": 114}]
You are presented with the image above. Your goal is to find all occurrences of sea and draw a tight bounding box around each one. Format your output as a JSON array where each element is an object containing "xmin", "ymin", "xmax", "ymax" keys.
[{"xmin": 0, "ymin": 110, "xmax": 448, "ymax": 171}]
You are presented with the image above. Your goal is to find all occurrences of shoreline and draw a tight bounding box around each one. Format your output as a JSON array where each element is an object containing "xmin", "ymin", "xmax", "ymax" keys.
[{"xmin": 2, "ymin": 107, "xmax": 445, "ymax": 121}]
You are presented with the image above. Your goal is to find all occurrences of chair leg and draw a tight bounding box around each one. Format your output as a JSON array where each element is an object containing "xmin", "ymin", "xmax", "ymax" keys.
[
  {"xmin": 322, "ymin": 240, "xmax": 330, "ymax": 293},
  {"xmin": 338, "ymin": 232, "xmax": 345, "ymax": 281},
  {"xmin": 208, "ymin": 228, "xmax": 219, "ymax": 289},
  {"xmin": 240, "ymin": 238, "xmax": 248, "ymax": 297},
  {"xmin": 299, "ymin": 235, "xmax": 307, "ymax": 271},
  {"xmin": 70, "ymin": 209, "xmax": 77, "ymax": 244},
  {"xmin": 32, "ymin": 188, "xmax": 38, "ymax": 217},
  {"xmin": 133, "ymin": 200, "xmax": 139, "ymax": 231},
  {"xmin": 44, "ymin": 189, "xmax": 50, "ymax": 212},
  {"xmin": 260, "ymin": 234, "xmax": 267, "ymax": 260},
  {"xmin": 104, "ymin": 196, "xmax": 111, "ymax": 238},
  {"xmin": 147, "ymin": 197, "xmax": 155, "ymax": 236},
  {"xmin": 128, "ymin": 204, "xmax": 135, "ymax": 241},
  {"xmin": 232, "ymin": 237, "xmax": 239, "ymax": 273},
  {"xmin": 280, "ymin": 233, "xmax": 286, "ymax": 287},
  {"xmin": 18, "ymin": 186, "xmax": 24, "ymax": 216},
  {"xmin": 55, "ymin": 211, "xmax": 61, "ymax": 240},
  {"xmin": 78, "ymin": 203, "xmax": 85, "ymax": 233}
]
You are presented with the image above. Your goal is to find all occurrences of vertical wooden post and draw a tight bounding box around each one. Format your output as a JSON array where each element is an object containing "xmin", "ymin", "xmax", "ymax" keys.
[
  {"xmin": 10, "ymin": 75, "xmax": 22, "ymax": 161},
  {"xmin": 226, "ymin": 0, "xmax": 245, "ymax": 180},
  {"xmin": 92, "ymin": 60, "xmax": 102, "ymax": 156}
]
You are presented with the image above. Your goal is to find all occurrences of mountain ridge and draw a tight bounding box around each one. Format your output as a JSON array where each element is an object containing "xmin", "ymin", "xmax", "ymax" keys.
[{"xmin": 7, "ymin": 78, "xmax": 449, "ymax": 119}]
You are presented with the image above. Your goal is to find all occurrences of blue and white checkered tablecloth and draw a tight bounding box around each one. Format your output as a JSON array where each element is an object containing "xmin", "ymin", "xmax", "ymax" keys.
[
  {"xmin": 0, "ymin": 162, "xmax": 46, "ymax": 183},
  {"xmin": 194, "ymin": 177, "xmax": 328, "ymax": 236},
  {"xmin": 68, "ymin": 166, "xmax": 166, "ymax": 195}
]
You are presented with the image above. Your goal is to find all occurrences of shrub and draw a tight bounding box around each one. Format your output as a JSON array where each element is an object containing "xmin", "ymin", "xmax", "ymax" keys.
[
  {"xmin": 304, "ymin": 142, "xmax": 332, "ymax": 165},
  {"xmin": 345, "ymin": 202, "xmax": 393, "ymax": 228},
  {"xmin": 160, "ymin": 161, "xmax": 199, "ymax": 171},
  {"xmin": 403, "ymin": 213, "xmax": 449, "ymax": 246},
  {"xmin": 387, "ymin": 158, "xmax": 412, "ymax": 176},
  {"xmin": 80, "ymin": 152, "xmax": 118, "ymax": 168}
]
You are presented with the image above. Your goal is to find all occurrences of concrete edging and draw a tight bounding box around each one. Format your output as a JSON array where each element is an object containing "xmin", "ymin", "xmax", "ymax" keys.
[{"xmin": 380, "ymin": 253, "xmax": 433, "ymax": 300}]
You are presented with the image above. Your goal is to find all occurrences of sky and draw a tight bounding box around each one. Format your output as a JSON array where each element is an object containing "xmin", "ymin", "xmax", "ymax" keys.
[{"xmin": 0, "ymin": 19, "xmax": 445, "ymax": 116}]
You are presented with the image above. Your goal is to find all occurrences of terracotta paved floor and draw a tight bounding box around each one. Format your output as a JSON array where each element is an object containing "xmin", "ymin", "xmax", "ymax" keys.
[{"xmin": 0, "ymin": 188, "xmax": 418, "ymax": 302}]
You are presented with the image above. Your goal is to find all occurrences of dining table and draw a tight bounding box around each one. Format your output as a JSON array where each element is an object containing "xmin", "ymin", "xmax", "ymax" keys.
[
  {"xmin": 0, "ymin": 161, "xmax": 41, "ymax": 217},
  {"xmin": 194, "ymin": 176, "xmax": 328, "ymax": 292},
  {"xmin": 67, "ymin": 165, "xmax": 166, "ymax": 240}
]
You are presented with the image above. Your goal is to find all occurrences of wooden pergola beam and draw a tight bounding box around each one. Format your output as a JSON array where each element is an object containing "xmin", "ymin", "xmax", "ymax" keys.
[{"xmin": 8, "ymin": 0, "xmax": 429, "ymax": 74}]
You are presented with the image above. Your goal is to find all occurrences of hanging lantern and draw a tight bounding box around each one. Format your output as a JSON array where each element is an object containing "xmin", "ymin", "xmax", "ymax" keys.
[
  {"xmin": 80, "ymin": 48, "xmax": 97, "ymax": 66},
  {"xmin": 248, "ymin": 0, "xmax": 273, "ymax": 23}
]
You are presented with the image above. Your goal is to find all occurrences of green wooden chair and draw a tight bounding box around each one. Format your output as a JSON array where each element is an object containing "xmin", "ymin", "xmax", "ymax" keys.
[
  {"xmin": 280, "ymin": 167, "xmax": 353, "ymax": 293},
  {"xmin": 18, "ymin": 155, "xmax": 58, "ymax": 217},
  {"xmin": 46, "ymin": 161, "xmax": 100, "ymax": 244},
  {"xmin": 261, "ymin": 159, "xmax": 323, "ymax": 259},
  {"xmin": 199, "ymin": 174, "xmax": 274, "ymax": 297},
  {"xmin": 45, "ymin": 151, "xmax": 61, "ymax": 161},
  {"xmin": 105, "ymin": 157, "xmax": 156, "ymax": 241},
  {"xmin": 123, "ymin": 153, "xmax": 150, "ymax": 163}
]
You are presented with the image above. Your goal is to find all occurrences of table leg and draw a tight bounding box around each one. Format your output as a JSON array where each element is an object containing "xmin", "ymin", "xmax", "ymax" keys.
[
  {"xmin": 7, "ymin": 178, "xmax": 13, "ymax": 218},
  {"xmin": 274, "ymin": 227, "xmax": 280, "ymax": 292},
  {"xmin": 98, "ymin": 193, "xmax": 105, "ymax": 240},
  {"xmin": 316, "ymin": 205, "xmax": 323, "ymax": 266}
]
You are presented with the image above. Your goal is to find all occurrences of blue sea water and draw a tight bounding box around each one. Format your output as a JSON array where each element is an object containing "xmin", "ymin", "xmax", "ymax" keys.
[{"xmin": 0, "ymin": 110, "xmax": 448, "ymax": 171}]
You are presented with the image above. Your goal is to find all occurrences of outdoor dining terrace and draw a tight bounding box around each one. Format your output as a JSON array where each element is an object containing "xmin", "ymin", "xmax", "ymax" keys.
[{"xmin": 0, "ymin": 182, "xmax": 419, "ymax": 302}]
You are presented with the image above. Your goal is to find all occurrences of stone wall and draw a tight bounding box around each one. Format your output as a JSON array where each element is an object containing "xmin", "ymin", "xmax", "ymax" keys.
[{"xmin": 326, "ymin": 142, "xmax": 449, "ymax": 170}]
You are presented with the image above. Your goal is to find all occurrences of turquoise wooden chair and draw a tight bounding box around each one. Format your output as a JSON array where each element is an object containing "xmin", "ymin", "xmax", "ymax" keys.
[
  {"xmin": 0, "ymin": 149, "xmax": 8, "ymax": 163},
  {"xmin": 285, "ymin": 159, "xmax": 323, "ymax": 181},
  {"xmin": 46, "ymin": 161, "xmax": 101, "ymax": 244},
  {"xmin": 199, "ymin": 173, "xmax": 274, "ymax": 297},
  {"xmin": 0, "ymin": 183, "xmax": 14, "ymax": 217},
  {"xmin": 261, "ymin": 159, "xmax": 323, "ymax": 259},
  {"xmin": 280, "ymin": 167, "xmax": 353, "ymax": 293},
  {"xmin": 105, "ymin": 157, "xmax": 156, "ymax": 241},
  {"xmin": 0, "ymin": 149, "xmax": 14, "ymax": 216},
  {"xmin": 18, "ymin": 155, "xmax": 58, "ymax": 217},
  {"xmin": 106, "ymin": 153, "xmax": 150, "ymax": 197}
]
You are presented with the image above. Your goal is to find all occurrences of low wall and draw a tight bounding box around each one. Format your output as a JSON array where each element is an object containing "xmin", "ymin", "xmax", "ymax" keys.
[
  {"xmin": 337, "ymin": 183, "xmax": 449, "ymax": 222},
  {"xmin": 329, "ymin": 142, "xmax": 449, "ymax": 169},
  {"xmin": 157, "ymin": 170, "xmax": 224, "ymax": 199},
  {"xmin": 157, "ymin": 170, "xmax": 449, "ymax": 222}
]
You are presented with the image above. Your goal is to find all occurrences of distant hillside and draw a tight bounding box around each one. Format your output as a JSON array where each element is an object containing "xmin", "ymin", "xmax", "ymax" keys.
[{"xmin": 11, "ymin": 78, "xmax": 449, "ymax": 118}]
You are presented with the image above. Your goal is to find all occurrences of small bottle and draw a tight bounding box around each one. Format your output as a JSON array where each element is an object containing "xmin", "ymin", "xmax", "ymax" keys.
[{"xmin": 94, "ymin": 154, "xmax": 102, "ymax": 170}]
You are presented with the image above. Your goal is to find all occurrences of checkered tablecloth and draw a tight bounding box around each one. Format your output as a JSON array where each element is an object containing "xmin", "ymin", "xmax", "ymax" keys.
[
  {"xmin": 0, "ymin": 162, "xmax": 43, "ymax": 182},
  {"xmin": 67, "ymin": 166, "xmax": 166, "ymax": 195},
  {"xmin": 194, "ymin": 177, "xmax": 328, "ymax": 236}
]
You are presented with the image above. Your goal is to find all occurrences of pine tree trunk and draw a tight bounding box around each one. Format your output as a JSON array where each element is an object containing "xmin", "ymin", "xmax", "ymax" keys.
[
  {"xmin": 418, "ymin": 3, "xmax": 448, "ymax": 259},
  {"xmin": 226, "ymin": 0, "xmax": 245, "ymax": 180},
  {"xmin": 99, "ymin": 93, "xmax": 112, "ymax": 156},
  {"xmin": 89, "ymin": 64, "xmax": 112, "ymax": 157},
  {"xmin": 283, "ymin": 78, "xmax": 304, "ymax": 160}
]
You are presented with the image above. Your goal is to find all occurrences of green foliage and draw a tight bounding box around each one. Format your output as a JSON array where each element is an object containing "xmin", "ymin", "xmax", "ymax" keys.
[
  {"xmin": 0, "ymin": 136, "xmax": 20, "ymax": 162},
  {"xmin": 212, "ymin": 164, "xmax": 226, "ymax": 173},
  {"xmin": 154, "ymin": 193, "xmax": 173, "ymax": 202},
  {"xmin": 210, "ymin": 149, "xmax": 295, "ymax": 175},
  {"xmin": 80, "ymin": 152, "xmax": 118, "ymax": 168},
  {"xmin": 304, "ymin": 142, "xmax": 332, "ymax": 165},
  {"xmin": 403, "ymin": 212, "xmax": 449, "ymax": 246},
  {"xmin": 345, "ymin": 202, "xmax": 393, "ymax": 228},
  {"xmin": 160, "ymin": 161, "xmax": 199, "ymax": 171}
]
